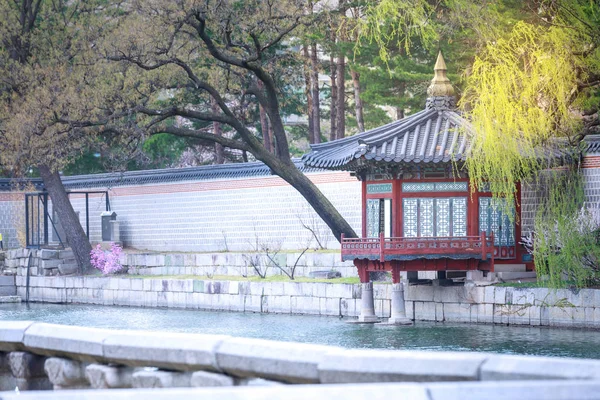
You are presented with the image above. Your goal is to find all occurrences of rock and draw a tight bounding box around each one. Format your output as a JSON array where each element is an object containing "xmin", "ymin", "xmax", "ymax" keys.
[
  {"xmin": 132, "ymin": 370, "xmax": 192, "ymax": 388},
  {"xmin": 58, "ymin": 261, "xmax": 79, "ymax": 276},
  {"xmin": 85, "ymin": 364, "xmax": 135, "ymax": 389},
  {"xmin": 8, "ymin": 351, "xmax": 47, "ymax": 379},
  {"xmin": 44, "ymin": 357, "xmax": 90, "ymax": 390},
  {"xmin": 308, "ymin": 270, "xmax": 342, "ymax": 279},
  {"xmin": 190, "ymin": 371, "xmax": 235, "ymax": 387}
]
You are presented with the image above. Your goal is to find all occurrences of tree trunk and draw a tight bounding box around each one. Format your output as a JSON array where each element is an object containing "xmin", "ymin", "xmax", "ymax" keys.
[
  {"xmin": 260, "ymin": 154, "xmax": 357, "ymax": 241},
  {"xmin": 329, "ymin": 52, "xmax": 338, "ymax": 142},
  {"xmin": 336, "ymin": 54, "xmax": 346, "ymax": 140},
  {"xmin": 310, "ymin": 43, "xmax": 321, "ymax": 144},
  {"xmin": 211, "ymin": 98, "xmax": 225, "ymax": 164},
  {"xmin": 38, "ymin": 164, "xmax": 91, "ymax": 274},
  {"xmin": 350, "ymin": 69, "xmax": 365, "ymax": 133},
  {"xmin": 396, "ymin": 107, "xmax": 405, "ymax": 120},
  {"xmin": 302, "ymin": 45, "xmax": 314, "ymax": 143},
  {"xmin": 257, "ymin": 80, "xmax": 273, "ymax": 153}
]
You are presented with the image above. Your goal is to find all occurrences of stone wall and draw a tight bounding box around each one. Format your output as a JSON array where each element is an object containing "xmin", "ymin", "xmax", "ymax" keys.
[
  {"xmin": 2, "ymin": 321, "xmax": 600, "ymax": 397},
  {"xmin": 67, "ymin": 172, "xmax": 361, "ymax": 252},
  {"xmin": 122, "ymin": 251, "xmax": 357, "ymax": 278},
  {"xmin": 13, "ymin": 275, "xmax": 600, "ymax": 329}
]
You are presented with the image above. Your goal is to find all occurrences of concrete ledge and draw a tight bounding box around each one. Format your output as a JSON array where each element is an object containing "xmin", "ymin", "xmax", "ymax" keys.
[
  {"xmin": 481, "ymin": 354, "xmax": 600, "ymax": 380},
  {"xmin": 0, "ymin": 321, "xmax": 34, "ymax": 351},
  {"xmin": 23, "ymin": 323, "xmax": 111, "ymax": 362},
  {"xmin": 3, "ymin": 381, "xmax": 600, "ymax": 400},
  {"xmin": 318, "ymin": 349, "xmax": 489, "ymax": 383},
  {"xmin": 215, "ymin": 337, "xmax": 331, "ymax": 383},
  {"xmin": 102, "ymin": 331, "xmax": 227, "ymax": 371}
]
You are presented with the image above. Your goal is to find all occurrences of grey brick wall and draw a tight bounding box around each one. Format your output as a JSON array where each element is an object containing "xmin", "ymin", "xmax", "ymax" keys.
[
  {"xmin": 0, "ymin": 199, "xmax": 24, "ymax": 249},
  {"xmin": 67, "ymin": 175, "xmax": 362, "ymax": 252}
]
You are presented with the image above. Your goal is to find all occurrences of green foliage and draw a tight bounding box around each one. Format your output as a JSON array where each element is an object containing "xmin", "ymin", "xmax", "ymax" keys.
[
  {"xmin": 462, "ymin": 21, "xmax": 582, "ymax": 205},
  {"xmin": 354, "ymin": 0, "xmax": 438, "ymax": 64},
  {"xmin": 533, "ymin": 170, "xmax": 600, "ymax": 288}
]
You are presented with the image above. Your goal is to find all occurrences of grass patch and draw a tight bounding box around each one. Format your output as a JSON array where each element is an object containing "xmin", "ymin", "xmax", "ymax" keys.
[
  {"xmin": 496, "ymin": 281, "xmax": 541, "ymax": 288},
  {"xmin": 128, "ymin": 274, "xmax": 361, "ymax": 284}
]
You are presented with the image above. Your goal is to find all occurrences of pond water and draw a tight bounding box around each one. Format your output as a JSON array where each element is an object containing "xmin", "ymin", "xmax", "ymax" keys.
[{"xmin": 1, "ymin": 302, "xmax": 599, "ymax": 359}]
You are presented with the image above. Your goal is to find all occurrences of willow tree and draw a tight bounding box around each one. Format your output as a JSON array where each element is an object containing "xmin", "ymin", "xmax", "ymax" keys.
[
  {"xmin": 460, "ymin": 1, "xmax": 600, "ymax": 202},
  {"xmin": 0, "ymin": 1, "xmax": 124, "ymax": 271}
]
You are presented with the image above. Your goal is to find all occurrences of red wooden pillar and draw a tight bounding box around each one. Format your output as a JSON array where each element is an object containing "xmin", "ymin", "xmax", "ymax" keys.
[
  {"xmin": 467, "ymin": 180, "xmax": 478, "ymax": 236},
  {"xmin": 393, "ymin": 178, "xmax": 402, "ymax": 237},
  {"xmin": 361, "ymin": 180, "xmax": 367, "ymax": 238}
]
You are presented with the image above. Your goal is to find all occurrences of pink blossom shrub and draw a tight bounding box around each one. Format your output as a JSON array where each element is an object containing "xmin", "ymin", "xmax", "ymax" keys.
[{"xmin": 90, "ymin": 243, "xmax": 123, "ymax": 274}]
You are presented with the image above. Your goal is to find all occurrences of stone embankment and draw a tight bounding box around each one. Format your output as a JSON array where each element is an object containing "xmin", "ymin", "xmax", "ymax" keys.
[
  {"xmin": 121, "ymin": 251, "xmax": 357, "ymax": 278},
  {"xmin": 14, "ymin": 275, "xmax": 600, "ymax": 329},
  {"xmin": 1, "ymin": 321, "xmax": 600, "ymax": 399},
  {"xmin": 5, "ymin": 248, "xmax": 358, "ymax": 278},
  {"xmin": 6, "ymin": 249, "xmax": 77, "ymax": 277}
]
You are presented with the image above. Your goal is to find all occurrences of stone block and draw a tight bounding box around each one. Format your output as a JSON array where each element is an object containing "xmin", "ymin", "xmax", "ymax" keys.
[
  {"xmin": 103, "ymin": 331, "xmax": 227, "ymax": 371},
  {"xmin": 86, "ymin": 364, "xmax": 135, "ymax": 389},
  {"xmin": 494, "ymin": 287, "xmax": 506, "ymax": 304},
  {"xmin": 44, "ymin": 357, "xmax": 90, "ymax": 390},
  {"xmin": 39, "ymin": 250, "xmax": 58, "ymax": 260},
  {"xmin": 476, "ymin": 304, "xmax": 494, "ymax": 324},
  {"xmin": 481, "ymin": 354, "xmax": 600, "ymax": 380},
  {"xmin": 216, "ymin": 337, "xmax": 331, "ymax": 383},
  {"xmin": 132, "ymin": 370, "xmax": 192, "ymax": 388},
  {"xmin": 414, "ymin": 301, "xmax": 436, "ymax": 321},
  {"xmin": 318, "ymin": 349, "xmax": 488, "ymax": 383},
  {"xmin": 0, "ymin": 321, "xmax": 34, "ymax": 351},
  {"xmin": 41, "ymin": 259, "xmax": 62, "ymax": 270},
  {"xmin": 443, "ymin": 303, "xmax": 471, "ymax": 323},
  {"xmin": 405, "ymin": 285, "xmax": 434, "ymax": 302},
  {"xmin": 58, "ymin": 262, "xmax": 79, "ymax": 276},
  {"xmin": 435, "ymin": 302, "xmax": 444, "ymax": 322},
  {"xmin": 130, "ymin": 279, "xmax": 143, "ymax": 291},
  {"xmin": 463, "ymin": 286, "xmax": 485, "ymax": 304},
  {"xmin": 8, "ymin": 351, "xmax": 47, "ymax": 379},
  {"xmin": 434, "ymin": 287, "xmax": 464, "ymax": 304},
  {"xmin": 506, "ymin": 305, "xmax": 530, "ymax": 325},
  {"xmin": 190, "ymin": 371, "xmax": 235, "ymax": 387},
  {"xmin": 23, "ymin": 323, "xmax": 111, "ymax": 362}
]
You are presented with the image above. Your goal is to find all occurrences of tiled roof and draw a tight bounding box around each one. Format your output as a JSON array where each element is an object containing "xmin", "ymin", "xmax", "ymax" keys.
[
  {"xmin": 302, "ymin": 108, "xmax": 472, "ymax": 170},
  {"xmin": 0, "ymin": 159, "xmax": 325, "ymax": 191},
  {"xmin": 583, "ymin": 135, "xmax": 600, "ymax": 154}
]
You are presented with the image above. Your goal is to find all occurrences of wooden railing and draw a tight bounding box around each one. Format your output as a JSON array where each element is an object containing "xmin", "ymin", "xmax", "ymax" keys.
[{"xmin": 341, "ymin": 232, "xmax": 494, "ymax": 263}]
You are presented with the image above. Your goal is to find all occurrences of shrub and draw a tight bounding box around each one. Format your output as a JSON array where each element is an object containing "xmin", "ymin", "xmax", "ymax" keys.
[{"xmin": 90, "ymin": 243, "xmax": 124, "ymax": 275}]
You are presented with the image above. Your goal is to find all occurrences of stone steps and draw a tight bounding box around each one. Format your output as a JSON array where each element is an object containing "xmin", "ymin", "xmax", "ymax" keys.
[
  {"xmin": 0, "ymin": 275, "xmax": 16, "ymax": 296},
  {"xmin": 497, "ymin": 271, "xmax": 537, "ymax": 280},
  {"xmin": 495, "ymin": 264, "xmax": 526, "ymax": 273}
]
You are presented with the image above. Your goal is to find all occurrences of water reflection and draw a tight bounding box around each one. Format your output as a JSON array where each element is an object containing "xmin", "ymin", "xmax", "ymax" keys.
[{"xmin": 1, "ymin": 303, "xmax": 598, "ymax": 359}]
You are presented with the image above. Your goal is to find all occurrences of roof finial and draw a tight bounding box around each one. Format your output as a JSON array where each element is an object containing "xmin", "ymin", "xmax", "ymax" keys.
[{"xmin": 427, "ymin": 51, "xmax": 455, "ymax": 97}]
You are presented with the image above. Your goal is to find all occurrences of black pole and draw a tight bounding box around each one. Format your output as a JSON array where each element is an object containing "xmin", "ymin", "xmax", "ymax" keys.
[
  {"xmin": 85, "ymin": 193, "xmax": 89, "ymax": 239},
  {"xmin": 25, "ymin": 195, "xmax": 30, "ymax": 247},
  {"xmin": 37, "ymin": 196, "xmax": 40, "ymax": 248},
  {"xmin": 42, "ymin": 193, "xmax": 49, "ymax": 246}
]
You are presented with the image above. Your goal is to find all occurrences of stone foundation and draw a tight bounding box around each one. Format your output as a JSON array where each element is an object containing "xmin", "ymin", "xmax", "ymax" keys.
[{"xmin": 13, "ymin": 275, "xmax": 600, "ymax": 329}]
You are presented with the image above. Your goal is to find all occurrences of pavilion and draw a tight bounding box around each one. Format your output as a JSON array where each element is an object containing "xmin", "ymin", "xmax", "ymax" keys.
[{"xmin": 302, "ymin": 52, "xmax": 525, "ymax": 323}]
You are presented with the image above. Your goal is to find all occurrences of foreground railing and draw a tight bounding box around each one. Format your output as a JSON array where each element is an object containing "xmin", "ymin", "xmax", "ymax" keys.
[
  {"xmin": 341, "ymin": 232, "xmax": 495, "ymax": 263},
  {"xmin": 1, "ymin": 321, "xmax": 600, "ymax": 394}
]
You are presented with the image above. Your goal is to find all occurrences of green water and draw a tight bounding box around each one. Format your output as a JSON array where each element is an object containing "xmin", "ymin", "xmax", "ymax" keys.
[{"xmin": 1, "ymin": 302, "xmax": 598, "ymax": 359}]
